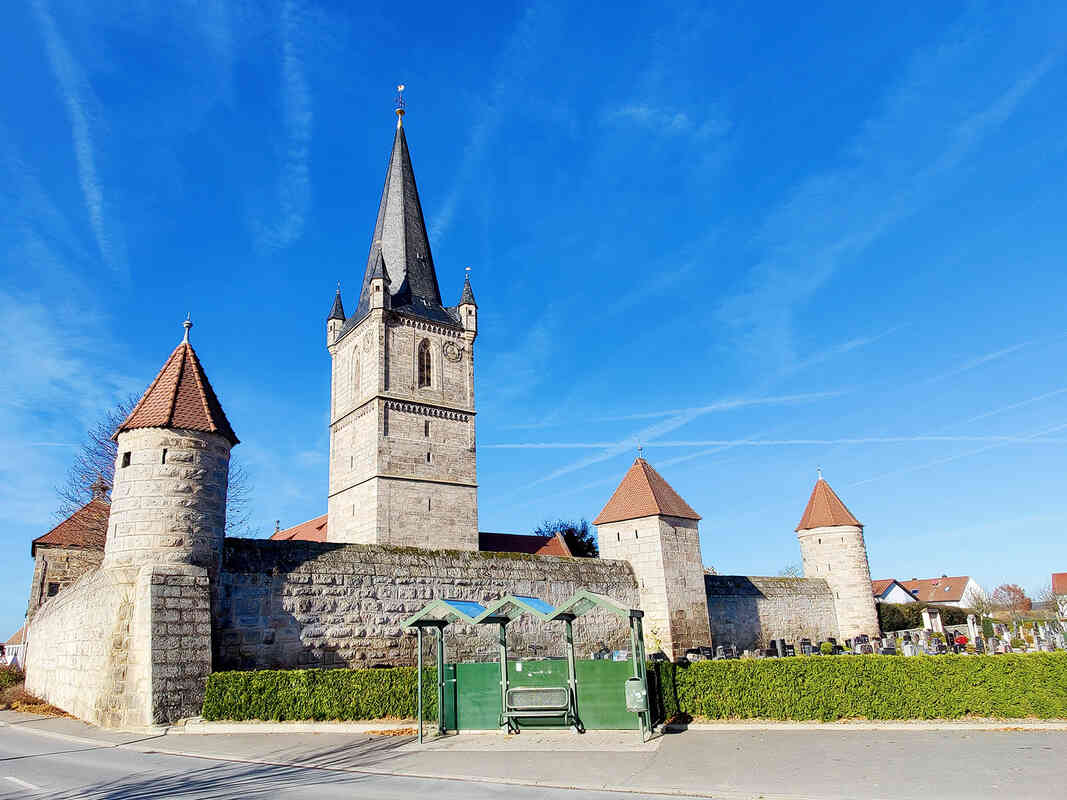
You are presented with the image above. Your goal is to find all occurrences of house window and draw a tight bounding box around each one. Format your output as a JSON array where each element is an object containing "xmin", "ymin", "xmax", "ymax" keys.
[
  {"xmin": 47, "ymin": 582, "xmax": 60, "ymax": 597},
  {"xmin": 417, "ymin": 339, "xmax": 432, "ymax": 388},
  {"xmin": 121, "ymin": 452, "xmax": 131, "ymax": 468},
  {"xmin": 161, "ymin": 448, "xmax": 167, "ymax": 464}
]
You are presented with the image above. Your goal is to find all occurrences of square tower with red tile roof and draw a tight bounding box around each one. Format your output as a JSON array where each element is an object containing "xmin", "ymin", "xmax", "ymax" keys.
[
  {"xmin": 325, "ymin": 109, "xmax": 478, "ymax": 550},
  {"xmin": 594, "ymin": 458, "xmax": 712, "ymax": 659}
]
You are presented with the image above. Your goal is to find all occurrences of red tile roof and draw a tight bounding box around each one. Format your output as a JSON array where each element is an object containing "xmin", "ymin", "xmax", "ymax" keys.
[
  {"xmin": 6, "ymin": 625, "xmax": 25, "ymax": 646},
  {"xmin": 593, "ymin": 458, "xmax": 701, "ymax": 525},
  {"xmin": 115, "ymin": 338, "xmax": 238, "ymax": 445},
  {"xmin": 270, "ymin": 515, "xmax": 328, "ymax": 542},
  {"xmin": 796, "ymin": 478, "xmax": 862, "ymax": 531},
  {"xmin": 478, "ymin": 532, "xmax": 572, "ymax": 557},
  {"xmin": 871, "ymin": 579, "xmax": 894, "ymax": 596},
  {"xmin": 269, "ymin": 517, "xmax": 574, "ymax": 557},
  {"xmin": 1051, "ymin": 572, "xmax": 1067, "ymax": 596},
  {"xmin": 31, "ymin": 498, "xmax": 110, "ymax": 557},
  {"xmin": 871, "ymin": 579, "xmax": 915, "ymax": 599},
  {"xmin": 897, "ymin": 576, "xmax": 972, "ymax": 603}
]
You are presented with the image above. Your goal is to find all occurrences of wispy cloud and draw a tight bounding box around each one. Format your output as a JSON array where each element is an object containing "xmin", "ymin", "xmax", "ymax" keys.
[
  {"xmin": 717, "ymin": 24, "xmax": 1061, "ymax": 373},
  {"xmin": 604, "ymin": 103, "xmax": 730, "ymax": 141},
  {"xmin": 957, "ymin": 387, "xmax": 1067, "ymax": 426},
  {"xmin": 252, "ymin": 0, "xmax": 313, "ymax": 251},
  {"xmin": 32, "ymin": 0, "xmax": 127, "ymax": 277},
  {"xmin": 430, "ymin": 2, "xmax": 553, "ymax": 245},
  {"xmin": 596, "ymin": 391, "xmax": 843, "ymax": 422},
  {"xmin": 486, "ymin": 434, "xmax": 1066, "ymax": 450},
  {"xmin": 849, "ymin": 421, "xmax": 1067, "ymax": 488}
]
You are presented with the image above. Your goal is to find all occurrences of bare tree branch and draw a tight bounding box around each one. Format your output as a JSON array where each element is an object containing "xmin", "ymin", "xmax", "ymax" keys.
[{"xmin": 54, "ymin": 397, "xmax": 253, "ymax": 536}]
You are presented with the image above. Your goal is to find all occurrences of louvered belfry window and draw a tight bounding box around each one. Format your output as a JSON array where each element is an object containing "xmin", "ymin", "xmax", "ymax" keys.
[{"xmin": 417, "ymin": 339, "xmax": 432, "ymax": 388}]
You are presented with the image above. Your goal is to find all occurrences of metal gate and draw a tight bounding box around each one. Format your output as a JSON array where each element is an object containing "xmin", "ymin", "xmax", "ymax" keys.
[{"xmin": 443, "ymin": 659, "xmax": 640, "ymax": 731}]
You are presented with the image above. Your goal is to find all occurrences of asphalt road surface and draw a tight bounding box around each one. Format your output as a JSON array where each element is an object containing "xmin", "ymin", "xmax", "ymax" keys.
[{"xmin": 0, "ymin": 723, "xmax": 698, "ymax": 800}]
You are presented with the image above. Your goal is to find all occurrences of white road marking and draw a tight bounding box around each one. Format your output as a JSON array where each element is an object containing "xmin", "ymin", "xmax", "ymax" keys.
[{"xmin": 4, "ymin": 775, "xmax": 40, "ymax": 790}]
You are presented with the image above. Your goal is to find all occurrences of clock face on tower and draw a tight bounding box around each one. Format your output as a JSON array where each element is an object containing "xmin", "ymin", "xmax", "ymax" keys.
[{"xmin": 443, "ymin": 341, "xmax": 463, "ymax": 362}]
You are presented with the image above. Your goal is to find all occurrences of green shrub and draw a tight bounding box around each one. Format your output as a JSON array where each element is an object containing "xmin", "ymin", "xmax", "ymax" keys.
[
  {"xmin": 0, "ymin": 666, "xmax": 23, "ymax": 691},
  {"xmin": 204, "ymin": 654, "xmax": 1067, "ymax": 723},
  {"xmin": 877, "ymin": 602, "xmax": 970, "ymax": 632},
  {"xmin": 202, "ymin": 667, "xmax": 436, "ymax": 722},
  {"xmin": 819, "ymin": 642, "xmax": 833, "ymax": 655},
  {"xmin": 662, "ymin": 653, "xmax": 1067, "ymax": 721}
]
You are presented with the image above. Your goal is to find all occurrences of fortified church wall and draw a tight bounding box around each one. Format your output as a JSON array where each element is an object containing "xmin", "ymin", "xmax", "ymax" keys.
[{"xmin": 216, "ymin": 540, "xmax": 637, "ymax": 669}]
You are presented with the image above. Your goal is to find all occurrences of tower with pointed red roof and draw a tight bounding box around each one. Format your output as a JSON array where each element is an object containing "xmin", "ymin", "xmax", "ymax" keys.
[
  {"xmin": 105, "ymin": 318, "xmax": 238, "ymax": 576},
  {"xmin": 324, "ymin": 102, "xmax": 478, "ymax": 550},
  {"xmin": 795, "ymin": 472, "xmax": 880, "ymax": 639},
  {"xmin": 594, "ymin": 457, "xmax": 712, "ymax": 659}
]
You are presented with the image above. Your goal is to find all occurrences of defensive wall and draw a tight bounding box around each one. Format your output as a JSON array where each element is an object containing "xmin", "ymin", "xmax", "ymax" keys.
[
  {"xmin": 24, "ymin": 562, "xmax": 211, "ymax": 728},
  {"xmin": 216, "ymin": 538, "xmax": 640, "ymax": 668},
  {"xmin": 704, "ymin": 575, "xmax": 840, "ymax": 651}
]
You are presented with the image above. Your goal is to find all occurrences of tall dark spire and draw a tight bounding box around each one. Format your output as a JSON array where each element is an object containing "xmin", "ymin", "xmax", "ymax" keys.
[
  {"xmin": 460, "ymin": 271, "xmax": 477, "ymax": 307},
  {"xmin": 347, "ymin": 116, "xmax": 456, "ymax": 331},
  {"xmin": 327, "ymin": 286, "xmax": 345, "ymax": 322}
]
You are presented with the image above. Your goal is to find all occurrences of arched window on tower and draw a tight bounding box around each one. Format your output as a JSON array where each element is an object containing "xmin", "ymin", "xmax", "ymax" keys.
[{"xmin": 417, "ymin": 339, "xmax": 432, "ymax": 388}]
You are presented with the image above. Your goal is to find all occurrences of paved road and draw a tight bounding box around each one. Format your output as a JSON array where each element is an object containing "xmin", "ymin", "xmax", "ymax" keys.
[
  {"xmin": 1, "ymin": 715, "xmax": 1065, "ymax": 799},
  {"xmin": 0, "ymin": 723, "xmax": 696, "ymax": 799}
]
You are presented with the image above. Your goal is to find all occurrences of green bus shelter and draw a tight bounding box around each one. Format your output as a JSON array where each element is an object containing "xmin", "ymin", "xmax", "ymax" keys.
[{"xmin": 402, "ymin": 590, "xmax": 650, "ymax": 743}]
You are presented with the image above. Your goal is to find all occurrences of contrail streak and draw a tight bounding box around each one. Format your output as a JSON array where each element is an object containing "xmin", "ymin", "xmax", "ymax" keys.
[{"xmin": 485, "ymin": 434, "xmax": 1066, "ymax": 449}]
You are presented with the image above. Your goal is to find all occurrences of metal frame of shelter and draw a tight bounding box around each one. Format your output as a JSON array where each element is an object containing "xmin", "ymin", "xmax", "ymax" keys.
[{"xmin": 402, "ymin": 590, "xmax": 650, "ymax": 742}]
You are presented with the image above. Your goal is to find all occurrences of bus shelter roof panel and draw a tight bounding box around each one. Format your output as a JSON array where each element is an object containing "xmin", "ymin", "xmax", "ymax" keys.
[
  {"xmin": 401, "ymin": 598, "xmax": 487, "ymax": 628},
  {"xmin": 548, "ymin": 590, "xmax": 637, "ymax": 620},
  {"xmin": 474, "ymin": 594, "xmax": 555, "ymax": 624}
]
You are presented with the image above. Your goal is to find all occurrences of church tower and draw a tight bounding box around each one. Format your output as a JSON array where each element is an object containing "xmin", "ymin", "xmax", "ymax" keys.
[
  {"xmin": 325, "ymin": 101, "xmax": 478, "ymax": 550},
  {"xmin": 795, "ymin": 473, "xmax": 880, "ymax": 640}
]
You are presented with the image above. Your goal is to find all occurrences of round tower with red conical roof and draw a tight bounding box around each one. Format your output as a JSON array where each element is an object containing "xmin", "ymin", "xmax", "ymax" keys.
[
  {"xmin": 795, "ymin": 472, "xmax": 880, "ymax": 640},
  {"xmin": 104, "ymin": 319, "xmax": 238, "ymax": 578}
]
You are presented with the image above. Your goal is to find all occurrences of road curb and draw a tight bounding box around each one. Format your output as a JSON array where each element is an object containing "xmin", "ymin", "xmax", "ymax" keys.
[{"xmin": 668, "ymin": 719, "xmax": 1067, "ymax": 732}]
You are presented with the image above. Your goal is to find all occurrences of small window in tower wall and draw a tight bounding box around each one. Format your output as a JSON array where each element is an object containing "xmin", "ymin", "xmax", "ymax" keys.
[
  {"xmin": 426, "ymin": 451, "xmax": 432, "ymax": 464},
  {"xmin": 427, "ymin": 498, "xmax": 431, "ymax": 511},
  {"xmin": 47, "ymin": 582, "xmax": 60, "ymax": 597},
  {"xmin": 351, "ymin": 505, "xmax": 355, "ymax": 516},
  {"xmin": 635, "ymin": 530, "xmax": 639, "ymax": 540},
  {"xmin": 121, "ymin": 452, "xmax": 131, "ymax": 468},
  {"xmin": 827, "ymin": 563, "xmax": 831, "ymax": 573},
  {"xmin": 161, "ymin": 448, "xmax": 167, "ymax": 464},
  {"xmin": 616, "ymin": 532, "xmax": 620, "ymax": 542},
  {"xmin": 383, "ymin": 409, "xmax": 389, "ymax": 437},
  {"xmin": 424, "ymin": 420, "xmax": 430, "ymax": 437}
]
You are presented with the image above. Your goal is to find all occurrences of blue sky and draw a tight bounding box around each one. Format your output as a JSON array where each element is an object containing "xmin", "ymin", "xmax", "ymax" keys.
[{"xmin": 2, "ymin": 1, "xmax": 1066, "ymax": 637}]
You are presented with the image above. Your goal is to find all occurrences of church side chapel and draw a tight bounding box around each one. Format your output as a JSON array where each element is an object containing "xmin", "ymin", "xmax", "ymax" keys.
[{"xmin": 21, "ymin": 95, "xmax": 879, "ymax": 728}]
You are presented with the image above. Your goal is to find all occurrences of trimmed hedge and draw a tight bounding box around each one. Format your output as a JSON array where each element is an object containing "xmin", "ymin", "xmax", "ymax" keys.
[
  {"xmin": 203, "ymin": 654, "xmax": 1067, "ymax": 723},
  {"xmin": 660, "ymin": 654, "xmax": 1067, "ymax": 721},
  {"xmin": 202, "ymin": 667, "xmax": 435, "ymax": 721}
]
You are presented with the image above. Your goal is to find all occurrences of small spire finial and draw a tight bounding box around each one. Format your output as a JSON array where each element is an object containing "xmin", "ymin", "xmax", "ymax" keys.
[
  {"xmin": 395, "ymin": 84, "xmax": 406, "ymax": 127},
  {"xmin": 336, "ymin": 280, "xmax": 341, "ymax": 293},
  {"xmin": 183, "ymin": 313, "xmax": 192, "ymax": 343},
  {"xmin": 817, "ymin": 466, "xmax": 822, "ymax": 481},
  {"xmin": 636, "ymin": 441, "xmax": 644, "ymax": 459}
]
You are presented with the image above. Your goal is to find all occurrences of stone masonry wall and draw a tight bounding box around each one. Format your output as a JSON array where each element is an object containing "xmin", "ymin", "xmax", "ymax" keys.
[
  {"xmin": 27, "ymin": 546, "xmax": 104, "ymax": 616},
  {"xmin": 216, "ymin": 539, "xmax": 639, "ymax": 669},
  {"xmin": 705, "ymin": 575, "xmax": 840, "ymax": 651},
  {"xmin": 798, "ymin": 525, "xmax": 881, "ymax": 639},
  {"xmin": 25, "ymin": 566, "xmax": 141, "ymax": 727},
  {"xmin": 25, "ymin": 562, "xmax": 213, "ymax": 728}
]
